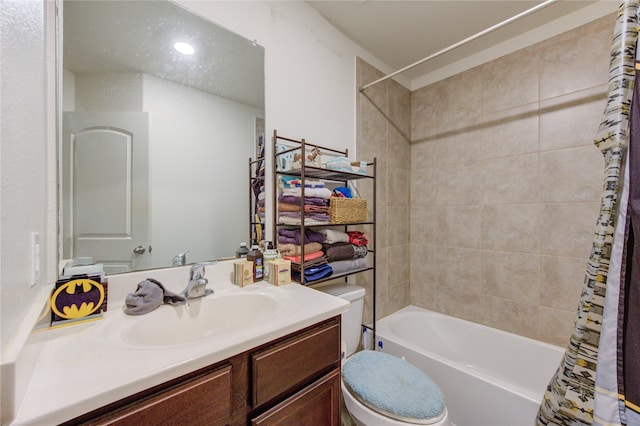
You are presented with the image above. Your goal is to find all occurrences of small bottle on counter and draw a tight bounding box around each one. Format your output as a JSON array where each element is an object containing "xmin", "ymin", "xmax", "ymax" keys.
[
  {"xmin": 235, "ymin": 242, "xmax": 249, "ymax": 258},
  {"xmin": 263, "ymin": 241, "xmax": 277, "ymax": 278},
  {"xmin": 247, "ymin": 240, "xmax": 264, "ymax": 282}
]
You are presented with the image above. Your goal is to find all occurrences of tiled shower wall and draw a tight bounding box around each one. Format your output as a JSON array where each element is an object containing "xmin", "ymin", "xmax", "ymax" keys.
[
  {"xmin": 356, "ymin": 58, "xmax": 412, "ymax": 327},
  {"xmin": 357, "ymin": 13, "xmax": 614, "ymax": 346}
]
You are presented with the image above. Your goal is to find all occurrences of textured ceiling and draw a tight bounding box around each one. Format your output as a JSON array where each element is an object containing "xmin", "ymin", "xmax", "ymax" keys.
[{"xmin": 63, "ymin": 1, "xmax": 264, "ymax": 109}]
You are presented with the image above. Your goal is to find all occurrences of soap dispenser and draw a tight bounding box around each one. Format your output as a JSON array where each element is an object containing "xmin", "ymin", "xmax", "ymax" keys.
[{"xmin": 263, "ymin": 241, "xmax": 277, "ymax": 278}]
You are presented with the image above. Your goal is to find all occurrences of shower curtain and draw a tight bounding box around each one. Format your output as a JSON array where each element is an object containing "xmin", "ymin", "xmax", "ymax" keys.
[{"xmin": 536, "ymin": 2, "xmax": 639, "ymax": 425}]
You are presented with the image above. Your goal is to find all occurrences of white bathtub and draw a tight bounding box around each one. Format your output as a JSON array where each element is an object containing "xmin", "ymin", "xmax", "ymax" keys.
[{"xmin": 374, "ymin": 306, "xmax": 564, "ymax": 426}]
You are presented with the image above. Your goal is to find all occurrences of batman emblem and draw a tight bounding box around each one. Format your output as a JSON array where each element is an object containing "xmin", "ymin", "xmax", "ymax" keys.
[{"xmin": 51, "ymin": 278, "xmax": 105, "ymax": 320}]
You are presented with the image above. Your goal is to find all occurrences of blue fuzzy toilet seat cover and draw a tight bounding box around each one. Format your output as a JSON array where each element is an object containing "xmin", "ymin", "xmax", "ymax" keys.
[{"xmin": 343, "ymin": 350, "xmax": 446, "ymax": 424}]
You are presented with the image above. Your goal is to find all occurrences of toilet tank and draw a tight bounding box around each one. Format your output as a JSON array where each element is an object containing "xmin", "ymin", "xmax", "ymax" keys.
[{"xmin": 316, "ymin": 283, "xmax": 365, "ymax": 357}]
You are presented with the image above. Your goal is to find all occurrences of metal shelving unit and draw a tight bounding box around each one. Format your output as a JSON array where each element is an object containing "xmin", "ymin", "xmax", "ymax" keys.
[{"xmin": 271, "ymin": 129, "xmax": 377, "ymax": 335}]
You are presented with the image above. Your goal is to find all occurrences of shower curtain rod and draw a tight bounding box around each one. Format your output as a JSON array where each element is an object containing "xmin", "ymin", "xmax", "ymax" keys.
[{"xmin": 359, "ymin": 0, "xmax": 559, "ymax": 91}]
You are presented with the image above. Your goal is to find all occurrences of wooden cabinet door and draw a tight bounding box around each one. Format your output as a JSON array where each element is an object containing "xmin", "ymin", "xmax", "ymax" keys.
[
  {"xmin": 88, "ymin": 365, "xmax": 232, "ymax": 426},
  {"xmin": 252, "ymin": 318, "xmax": 340, "ymax": 408},
  {"xmin": 251, "ymin": 368, "xmax": 340, "ymax": 426}
]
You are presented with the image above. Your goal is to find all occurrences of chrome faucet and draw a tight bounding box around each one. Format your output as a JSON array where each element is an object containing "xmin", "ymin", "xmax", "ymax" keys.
[
  {"xmin": 172, "ymin": 250, "xmax": 189, "ymax": 267},
  {"xmin": 181, "ymin": 261, "xmax": 216, "ymax": 299}
]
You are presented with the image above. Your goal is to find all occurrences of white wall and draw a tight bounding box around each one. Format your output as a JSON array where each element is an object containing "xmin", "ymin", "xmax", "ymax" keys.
[
  {"xmin": 0, "ymin": 0, "xmax": 57, "ymax": 352},
  {"xmin": 143, "ymin": 74, "xmax": 262, "ymax": 266}
]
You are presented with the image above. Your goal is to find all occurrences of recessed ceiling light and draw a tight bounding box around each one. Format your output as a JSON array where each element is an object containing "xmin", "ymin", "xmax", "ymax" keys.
[{"xmin": 174, "ymin": 42, "xmax": 195, "ymax": 55}]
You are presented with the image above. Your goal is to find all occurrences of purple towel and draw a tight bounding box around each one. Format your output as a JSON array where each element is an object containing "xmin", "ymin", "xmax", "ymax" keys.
[
  {"xmin": 278, "ymin": 228, "xmax": 325, "ymax": 245},
  {"xmin": 278, "ymin": 194, "xmax": 329, "ymax": 206}
]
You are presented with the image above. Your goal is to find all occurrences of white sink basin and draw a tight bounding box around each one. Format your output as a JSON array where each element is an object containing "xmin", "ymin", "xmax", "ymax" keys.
[{"xmin": 113, "ymin": 291, "xmax": 280, "ymax": 347}]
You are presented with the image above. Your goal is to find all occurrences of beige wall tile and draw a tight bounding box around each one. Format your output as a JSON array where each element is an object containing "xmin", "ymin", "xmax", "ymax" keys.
[
  {"xmin": 376, "ymin": 204, "xmax": 389, "ymax": 249},
  {"xmin": 410, "ymin": 243, "xmax": 436, "ymax": 283},
  {"xmin": 481, "ymin": 154, "xmax": 538, "ymax": 204},
  {"xmin": 388, "ymin": 282, "xmax": 410, "ymax": 314},
  {"xmin": 436, "ymin": 205, "xmax": 482, "ymax": 248},
  {"xmin": 410, "ymin": 207, "xmax": 436, "ymax": 244},
  {"xmin": 435, "ymin": 163, "xmax": 483, "ymax": 205},
  {"xmin": 410, "ymin": 168, "xmax": 436, "ymax": 207},
  {"xmin": 540, "ymin": 255, "xmax": 587, "ymax": 311},
  {"xmin": 538, "ymin": 306, "xmax": 575, "ymax": 346},
  {"xmin": 374, "ymin": 163, "xmax": 388, "ymax": 214},
  {"xmin": 389, "ymin": 79, "xmax": 411, "ymax": 137},
  {"xmin": 480, "ymin": 46, "xmax": 539, "ymax": 114},
  {"xmin": 482, "ymin": 295, "xmax": 538, "ymax": 338},
  {"xmin": 388, "ymin": 166, "xmax": 409, "ymax": 206},
  {"xmin": 387, "ymin": 206, "xmax": 409, "ymax": 247},
  {"xmin": 539, "ymin": 20, "xmax": 610, "ymax": 100},
  {"xmin": 411, "ymin": 140, "xmax": 436, "ymax": 169},
  {"xmin": 435, "ymin": 69, "xmax": 483, "ymax": 134},
  {"xmin": 481, "ymin": 204, "xmax": 538, "ymax": 253},
  {"xmin": 435, "ymin": 247, "xmax": 482, "ymax": 294},
  {"xmin": 479, "ymin": 103, "xmax": 539, "ymax": 160},
  {"xmin": 374, "ymin": 246, "xmax": 390, "ymax": 293},
  {"xmin": 388, "ymin": 125, "xmax": 410, "ymax": 168},
  {"xmin": 410, "ymin": 280, "xmax": 436, "ymax": 310},
  {"xmin": 411, "ymin": 83, "xmax": 439, "ymax": 142},
  {"xmin": 433, "ymin": 128, "xmax": 483, "ymax": 166},
  {"xmin": 539, "ymin": 146, "xmax": 603, "ymax": 202},
  {"xmin": 539, "ymin": 85, "xmax": 608, "ymax": 151},
  {"xmin": 358, "ymin": 57, "xmax": 386, "ymax": 108},
  {"xmin": 539, "ymin": 202, "xmax": 599, "ymax": 257},
  {"xmin": 388, "ymin": 243, "xmax": 410, "ymax": 286},
  {"xmin": 359, "ymin": 97, "xmax": 387, "ymax": 162},
  {"xmin": 435, "ymin": 288, "xmax": 486, "ymax": 324},
  {"xmin": 482, "ymin": 250, "xmax": 539, "ymax": 304}
]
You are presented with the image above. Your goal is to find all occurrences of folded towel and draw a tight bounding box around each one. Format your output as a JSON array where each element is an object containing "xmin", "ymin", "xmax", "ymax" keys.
[
  {"xmin": 293, "ymin": 263, "xmax": 333, "ymax": 284},
  {"xmin": 278, "ymin": 242, "xmax": 323, "ymax": 257},
  {"xmin": 328, "ymin": 258, "xmax": 367, "ymax": 275},
  {"xmin": 279, "ymin": 216, "xmax": 330, "ymax": 225},
  {"xmin": 282, "ymin": 187, "xmax": 332, "ymax": 199},
  {"xmin": 278, "ymin": 194, "xmax": 329, "ymax": 206},
  {"xmin": 278, "ymin": 228, "xmax": 325, "ymax": 245},
  {"xmin": 124, "ymin": 278, "xmax": 187, "ymax": 315},
  {"xmin": 278, "ymin": 202, "xmax": 330, "ymax": 214},
  {"xmin": 348, "ymin": 231, "xmax": 369, "ymax": 247},
  {"xmin": 318, "ymin": 229, "xmax": 350, "ymax": 244},
  {"xmin": 283, "ymin": 250, "xmax": 325, "ymax": 263},
  {"xmin": 323, "ymin": 243, "xmax": 368, "ymax": 262},
  {"xmin": 291, "ymin": 256, "xmax": 328, "ymax": 271}
]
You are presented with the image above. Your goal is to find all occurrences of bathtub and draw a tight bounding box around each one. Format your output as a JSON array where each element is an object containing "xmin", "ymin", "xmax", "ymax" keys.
[{"xmin": 374, "ymin": 306, "xmax": 564, "ymax": 426}]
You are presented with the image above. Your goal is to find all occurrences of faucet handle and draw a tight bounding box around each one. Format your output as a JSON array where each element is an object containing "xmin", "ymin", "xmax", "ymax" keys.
[
  {"xmin": 189, "ymin": 261, "xmax": 217, "ymax": 280},
  {"xmin": 172, "ymin": 250, "xmax": 189, "ymax": 266}
]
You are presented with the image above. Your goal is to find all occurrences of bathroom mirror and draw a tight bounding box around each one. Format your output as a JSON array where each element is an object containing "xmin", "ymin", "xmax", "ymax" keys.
[{"xmin": 60, "ymin": 0, "xmax": 265, "ymax": 274}]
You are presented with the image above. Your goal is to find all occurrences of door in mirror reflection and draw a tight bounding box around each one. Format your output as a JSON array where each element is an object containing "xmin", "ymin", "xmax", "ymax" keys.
[{"xmin": 62, "ymin": 112, "xmax": 149, "ymax": 273}]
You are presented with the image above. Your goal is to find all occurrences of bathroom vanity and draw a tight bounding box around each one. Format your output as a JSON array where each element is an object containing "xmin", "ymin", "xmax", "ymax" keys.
[
  {"xmin": 64, "ymin": 316, "xmax": 341, "ymax": 425},
  {"xmin": 9, "ymin": 262, "xmax": 348, "ymax": 425}
]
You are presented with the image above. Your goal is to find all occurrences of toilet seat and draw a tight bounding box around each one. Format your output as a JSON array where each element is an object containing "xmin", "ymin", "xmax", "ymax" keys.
[{"xmin": 342, "ymin": 350, "xmax": 446, "ymax": 425}]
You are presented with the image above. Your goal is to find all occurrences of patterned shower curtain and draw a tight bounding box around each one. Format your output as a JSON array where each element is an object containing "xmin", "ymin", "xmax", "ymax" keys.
[
  {"xmin": 537, "ymin": 2, "xmax": 639, "ymax": 425},
  {"xmin": 593, "ymin": 34, "xmax": 640, "ymax": 426}
]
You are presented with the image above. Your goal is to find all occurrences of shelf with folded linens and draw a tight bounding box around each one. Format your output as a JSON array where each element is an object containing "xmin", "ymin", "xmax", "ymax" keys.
[{"xmin": 270, "ymin": 129, "xmax": 376, "ymax": 291}]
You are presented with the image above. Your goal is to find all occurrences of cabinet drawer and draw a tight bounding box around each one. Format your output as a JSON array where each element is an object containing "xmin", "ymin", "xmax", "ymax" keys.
[
  {"xmin": 251, "ymin": 368, "xmax": 340, "ymax": 426},
  {"xmin": 252, "ymin": 317, "xmax": 340, "ymax": 408},
  {"xmin": 89, "ymin": 364, "xmax": 232, "ymax": 426}
]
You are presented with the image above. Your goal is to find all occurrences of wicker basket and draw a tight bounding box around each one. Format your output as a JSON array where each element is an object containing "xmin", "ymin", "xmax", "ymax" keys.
[{"xmin": 329, "ymin": 197, "xmax": 367, "ymax": 223}]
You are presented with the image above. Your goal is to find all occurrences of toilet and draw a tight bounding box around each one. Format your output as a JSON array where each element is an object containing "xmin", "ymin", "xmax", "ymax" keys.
[{"xmin": 317, "ymin": 283, "xmax": 450, "ymax": 426}]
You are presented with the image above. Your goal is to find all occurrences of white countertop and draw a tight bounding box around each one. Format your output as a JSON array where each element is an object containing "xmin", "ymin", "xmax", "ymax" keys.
[{"xmin": 11, "ymin": 261, "xmax": 348, "ymax": 425}]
